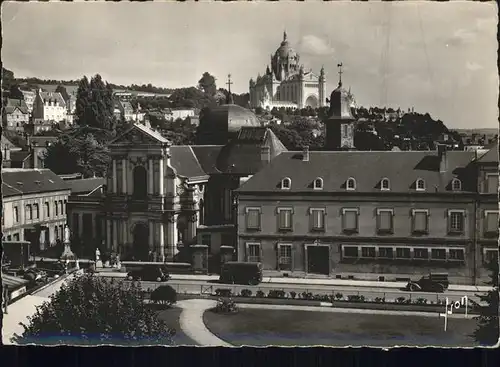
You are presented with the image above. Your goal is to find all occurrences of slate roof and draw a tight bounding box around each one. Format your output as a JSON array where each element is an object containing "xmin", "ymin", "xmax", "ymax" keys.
[
  {"xmin": 65, "ymin": 177, "xmax": 105, "ymax": 195},
  {"xmin": 2, "ymin": 169, "xmax": 70, "ymax": 198},
  {"xmin": 169, "ymin": 146, "xmax": 209, "ymax": 181},
  {"xmin": 38, "ymin": 84, "xmax": 78, "ymax": 97},
  {"xmin": 4, "ymin": 99, "xmax": 29, "ymax": 114},
  {"xmin": 190, "ymin": 145, "xmax": 224, "ymax": 174},
  {"xmin": 1, "ymin": 131, "xmax": 28, "ymax": 149},
  {"xmin": 110, "ymin": 122, "xmax": 170, "ymax": 145},
  {"xmin": 1, "ymin": 135, "xmax": 19, "ymax": 150},
  {"xmin": 476, "ymin": 143, "xmax": 498, "ymax": 164},
  {"xmin": 237, "ymin": 150, "xmax": 481, "ymax": 194},
  {"xmin": 38, "ymin": 91, "xmax": 66, "ymax": 107}
]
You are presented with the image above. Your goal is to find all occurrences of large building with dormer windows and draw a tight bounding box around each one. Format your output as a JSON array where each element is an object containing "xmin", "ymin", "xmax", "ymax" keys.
[
  {"xmin": 249, "ymin": 31, "xmax": 327, "ymax": 110},
  {"xmin": 235, "ymin": 143, "xmax": 499, "ymax": 285}
]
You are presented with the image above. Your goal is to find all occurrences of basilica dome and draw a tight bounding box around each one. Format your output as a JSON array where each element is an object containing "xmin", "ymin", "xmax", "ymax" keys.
[{"xmin": 271, "ymin": 31, "xmax": 300, "ymax": 81}]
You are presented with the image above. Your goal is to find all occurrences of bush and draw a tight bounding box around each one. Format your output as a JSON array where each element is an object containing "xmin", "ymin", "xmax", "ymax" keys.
[
  {"xmin": 268, "ymin": 290, "xmax": 286, "ymax": 299},
  {"xmin": 256, "ymin": 290, "xmax": 265, "ymax": 298},
  {"xmin": 301, "ymin": 292, "xmax": 314, "ymax": 300},
  {"xmin": 150, "ymin": 285, "xmax": 177, "ymax": 308},
  {"xmin": 334, "ymin": 293, "xmax": 344, "ymax": 300},
  {"xmin": 215, "ymin": 288, "xmax": 232, "ymax": 297},
  {"xmin": 395, "ymin": 297, "xmax": 406, "ymax": 304},
  {"xmin": 313, "ymin": 294, "xmax": 332, "ymax": 302},
  {"xmin": 414, "ymin": 298, "xmax": 428, "ymax": 305},
  {"xmin": 374, "ymin": 297, "xmax": 385, "ymax": 303},
  {"xmin": 347, "ymin": 295, "xmax": 365, "ymax": 303},
  {"xmin": 214, "ymin": 297, "xmax": 238, "ymax": 314},
  {"xmin": 240, "ymin": 289, "xmax": 252, "ymax": 297},
  {"xmin": 290, "ymin": 291, "xmax": 297, "ymax": 299}
]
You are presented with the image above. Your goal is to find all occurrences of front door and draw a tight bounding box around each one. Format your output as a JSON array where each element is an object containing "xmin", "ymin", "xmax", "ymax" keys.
[{"xmin": 307, "ymin": 246, "xmax": 330, "ymax": 275}]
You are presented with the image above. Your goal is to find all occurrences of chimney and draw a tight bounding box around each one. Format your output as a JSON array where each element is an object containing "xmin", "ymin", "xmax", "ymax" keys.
[
  {"xmin": 261, "ymin": 146, "xmax": 271, "ymax": 164},
  {"xmin": 437, "ymin": 144, "xmax": 448, "ymax": 173},
  {"xmin": 302, "ymin": 146, "xmax": 310, "ymax": 162}
]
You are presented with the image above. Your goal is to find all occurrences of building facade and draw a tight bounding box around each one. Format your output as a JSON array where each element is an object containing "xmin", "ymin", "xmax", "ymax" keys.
[
  {"xmin": 249, "ymin": 31, "xmax": 326, "ymax": 110},
  {"xmin": 32, "ymin": 89, "xmax": 68, "ymax": 122},
  {"xmin": 2, "ymin": 169, "xmax": 70, "ymax": 251},
  {"xmin": 2, "ymin": 99, "xmax": 30, "ymax": 133},
  {"xmin": 236, "ymin": 145, "xmax": 499, "ymax": 285}
]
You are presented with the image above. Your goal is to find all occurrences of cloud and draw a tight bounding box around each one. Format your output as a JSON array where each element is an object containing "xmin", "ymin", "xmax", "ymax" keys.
[
  {"xmin": 466, "ymin": 61, "xmax": 483, "ymax": 72},
  {"xmin": 299, "ymin": 35, "xmax": 335, "ymax": 56}
]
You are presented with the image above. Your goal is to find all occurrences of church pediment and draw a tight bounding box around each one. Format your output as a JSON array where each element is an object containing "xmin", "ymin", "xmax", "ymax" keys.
[{"xmin": 110, "ymin": 123, "xmax": 170, "ymax": 146}]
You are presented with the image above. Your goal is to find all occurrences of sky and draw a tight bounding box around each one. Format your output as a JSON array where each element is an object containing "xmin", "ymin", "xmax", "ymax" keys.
[{"xmin": 2, "ymin": 1, "xmax": 498, "ymax": 129}]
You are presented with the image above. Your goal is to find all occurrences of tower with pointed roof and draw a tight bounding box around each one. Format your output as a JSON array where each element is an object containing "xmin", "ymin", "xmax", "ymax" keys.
[
  {"xmin": 249, "ymin": 31, "xmax": 325, "ymax": 110},
  {"xmin": 325, "ymin": 63, "xmax": 357, "ymax": 151}
]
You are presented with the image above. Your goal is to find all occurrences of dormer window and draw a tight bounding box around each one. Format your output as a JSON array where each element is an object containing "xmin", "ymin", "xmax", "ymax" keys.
[
  {"xmin": 416, "ymin": 178, "xmax": 426, "ymax": 191},
  {"xmin": 452, "ymin": 178, "xmax": 462, "ymax": 191},
  {"xmin": 381, "ymin": 178, "xmax": 390, "ymax": 191},
  {"xmin": 281, "ymin": 177, "xmax": 291, "ymax": 190},
  {"xmin": 313, "ymin": 177, "xmax": 323, "ymax": 190},
  {"xmin": 346, "ymin": 177, "xmax": 356, "ymax": 191}
]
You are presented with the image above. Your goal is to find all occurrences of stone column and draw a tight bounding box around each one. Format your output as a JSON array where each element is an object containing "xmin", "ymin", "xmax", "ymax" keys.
[
  {"xmin": 166, "ymin": 214, "xmax": 178, "ymax": 261},
  {"xmin": 148, "ymin": 221, "xmax": 154, "ymax": 251},
  {"xmin": 78, "ymin": 214, "xmax": 83, "ymax": 238},
  {"xmin": 112, "ymin": 220, "xmax": 118, "ymax": 252},
  {"xmin": 148, "ymin": 158, "xmax": 154, "ymax": 195},
  {"xmin": 158, "ymin": 222, "xmax": 165, "ymax": 262},
  {"xmin": 112, "ymin": 159, "xmax": 117, "ymax": 193},
  {"xmin": 106, "ymin": 219, "xmax": 112, "ymax": 251},
  {"xmin": 187, "ymin": 212, "xmax": 197, "ymax": 244},
  {"xmin": 91, "ymin": 213, "xmax": 96, "ymax": 235},
  {"xmin": 122, "ymin": 221, "xmax": 127, "ymax": 248},
  {"xmin": 122, "ymin": 158, "xmax": 127, "ymax": 194},
  {"xmin": 158, "ymin": 156, "xmax": 164, "ymax": 196}
]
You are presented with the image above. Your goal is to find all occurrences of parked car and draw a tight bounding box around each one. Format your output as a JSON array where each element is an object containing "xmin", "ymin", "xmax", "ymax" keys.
[
  {"xmin": 405, "ymin": 273, "xmax": 449, "ymax": 293},
  {"xmin": 127, "ymin": 266, "xmax": 170, "ymax": 282},
  {"xmin": 219, "ymin": 261, "xmax": 263, "ymax": 285}
]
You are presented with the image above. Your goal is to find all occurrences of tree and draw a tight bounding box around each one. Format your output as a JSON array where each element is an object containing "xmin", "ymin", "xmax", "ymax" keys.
[
  {"xmin": 75, "ymin": 76, "xmax": 91, "ymax": 126},
  {"xmin": 150, "ymin": 285, "xmax": 177, "ymax": 308},
  {"xmin": 12, "ymin": 274, "xmax": 175, "ymax": 345},
  {"xmin": 198, "ymin": 72, "xmax": 217, "ymax": 96},
  {"xmin": 470, "ymin": 259, "xmax": 499, "ymax": 346},
  {"xmin": 2, "ymin": 67, "xmax": 15, "ymax": 90}
]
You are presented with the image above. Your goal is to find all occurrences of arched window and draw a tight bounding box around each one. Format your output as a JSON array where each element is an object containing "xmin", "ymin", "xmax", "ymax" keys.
[
  {"xmin": 33, "ymin": 203, "xmax": 39, "ymax": 219},
  {"xmin": 381, "ymin": 178, "xmax": 390, "ymax": 191},
  {"xmin": 313, "ymin": 177, "xmax": 323, "ymax": 190},
  {"xmin": 133, "ymin": 166, "xmax": 148, "ymax": 199},
  {"xmin": 416, "ymin": 178, "xmax": 426, "ymax": 191},
  {"xmin": 25, "ymin": 204, "xmax": 32, "ymax": 220},
  {"xmin": 452, "ymin": 178, "xmax": 462, "ymax": 191},
  {"xmin": 281, "ymin": 177, "xmax": 291, "ymax": 190},
  {"xmin": 346, "ymin": 177, "xmax": 356, "ymax": 191}
]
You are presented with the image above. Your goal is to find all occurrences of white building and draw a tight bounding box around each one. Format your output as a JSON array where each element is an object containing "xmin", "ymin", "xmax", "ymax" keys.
[
  {"xmin": 32, "ymin": 89, "xmax": 68, "ymax": 123},
  {"xmin": 169, "ymin": 108, "xmax": 196, "ymax": 121},
  {"xmin": 249, "ymin": 31, "xmax": 327, "ymax": 110}
]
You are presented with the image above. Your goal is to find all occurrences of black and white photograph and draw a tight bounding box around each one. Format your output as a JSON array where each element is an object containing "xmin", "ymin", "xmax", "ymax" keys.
[{"xmin": 1, "ymin": 1, "xmax": 499, "ymax": 348}]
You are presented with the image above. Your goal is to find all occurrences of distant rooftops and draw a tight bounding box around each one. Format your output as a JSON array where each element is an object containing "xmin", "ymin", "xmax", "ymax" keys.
[{"xmin": 2, "ymin": 169, "xmax": 70, "ymax": 197}]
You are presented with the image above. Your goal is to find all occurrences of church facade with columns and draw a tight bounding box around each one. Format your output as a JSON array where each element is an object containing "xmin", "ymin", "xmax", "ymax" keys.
[{"xmin": 249, "ymin": 31, "xmax": 327, "ymax": 110}]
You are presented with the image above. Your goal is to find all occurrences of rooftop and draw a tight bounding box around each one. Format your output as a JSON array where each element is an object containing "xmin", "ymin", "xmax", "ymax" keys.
[
  {"xmin": 65, "ymin": 177, "xmax": 105, "ymax": 195},
  {"xmin": 2, "ymin": 169, "xmax": 70, "ymax": 197}
]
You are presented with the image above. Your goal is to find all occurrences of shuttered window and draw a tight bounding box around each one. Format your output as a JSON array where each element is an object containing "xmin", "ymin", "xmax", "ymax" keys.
[
  {"xmin": 485, "ymin": 211, "xmax": 499, "ymax": 234},
  {"xmin": 310, "ymin": 209, "xmax": 325, "ymax": 231},
  {"xmin": 278, "ymin": 208, "xmax": 293, "ymax": 231},
  {"xmin": 377, "ymin": 209, "xmax": 393, "ymax": 233},
  {"xmin": 486, "ymin": 174, "xmax": 499, "ymax": 194},
  {"xmin": 412, "ymin": 210, "xmax": 428, "ymax": 233},
  {"xmin": 246, "ymin": 208, "xmax": 261, "ymax": 230},
  {"xmin": 342, "ymin": 209, "xmax": 358, "ymax": 232}
]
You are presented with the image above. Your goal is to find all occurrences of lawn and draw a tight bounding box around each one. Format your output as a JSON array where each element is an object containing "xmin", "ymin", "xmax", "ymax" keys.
[
  {"xmin": 203, "ymin": 308, "xmax": 478, "ymax": 347},
  {"xmin": 156, "ymin": 307, "xmax": 198, "ymax": 346}
]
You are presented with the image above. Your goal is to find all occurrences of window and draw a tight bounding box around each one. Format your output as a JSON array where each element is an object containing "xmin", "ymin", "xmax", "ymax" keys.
[
  {"xmin": 416, "ymin": 178, "xmax": 426, "ymax": 191},
  {"xmin": 277, "ymin": 208, "xmax": 293, "ymax": 231},
  {"xmin": 377, "ymin": 209, "xmax": 394, "ymax": 234},
  {"xmin": 448, "ymin": 210, "xmax": 465, "ymax": 234},
  {"xmin": 378, "ymin": 247, "xmax": 393, "ymax": 258},
  {"xmin": 13, "ymin": 233, "xmax": 20, "ymax": 241},
  {"xmin": 26, "ymin": 204, "xmax": 32, "ymax": 220},
  {"xmin": 14, "ymin": 207, "xmax": 19, "ymax": 223},
  {"xmin": 342, "ymin": 208, "xmax": 359, "ymax": 233},
  {"xmin": 451, "ymin": 179, "xmax": 462, "ymax": 191},
  {"xmin": 310, "ymin": 208, "xmax": 325, "ymax": 231},
  {"xmin": 361, "ymin": 247, "xmax": 376, "ymax": 258},
  {"xmin": 278, "ymin": 244, "xmax": 292, "ymax": 271},
  {"xmin": 381, "ymin": 178, "xmax": 390, "ymax": 191},
  {"xmin": 396, "ymin": 247, "xmax": 411, "ymax": 259},
  {"xmin": 59, "ymin": 200, "xmax": 64, "ymax": 215},
  {"xmin": 412, "ymin": 209, "xmax": 429, "ymax": 233},
  {"xmin": 483, "ymin": 249, "xmax": 498, "ymax": 264},
  {"xmin": 44, "ymin": 202, "xmax": 50, "ymax": 218},
  {"xmin": 343, "ymin": 246, "xmax": 358, "ymax": 258},
  {"xmin": 54, "ymin": 202, "xmax": 59, "ymax": 216},
  {"xmin": 246, "ymin": 243, "xmax": 261, "ymax": 263},
  {"xmin": 33, "ymin": 204, "xmax": 39, "ymax": 219},
  {"xmin": 414, "ymin": 248, "xmax": 429, "ymax": 260},
  {"xmin": 484, "ymin": 211, "xmax": 499, "ymax": 235},
  {"xmin": 281, "ymin": 177, "xmax": 291, "ymax": 190},
  {"xmin": 486, "ymin": 173, "xmax": 499, "ymax": 194},
  {"xmin": 245, "ymin": 207, "xmax": 261, "ymax": 230},
  {"xmin": 431, "ymin": 249, "xmax": 446, "ymax": 260},
  {"xmin": 449, "ymin": 249, "xmax": 465, "ymax": 261},
  {"xmin": 313, "ymin": 177, "xmax": 323, "ymax": 190},
  {"xmin": 346, "ymin": 177, "xmax": 356, "ymax": 191}
]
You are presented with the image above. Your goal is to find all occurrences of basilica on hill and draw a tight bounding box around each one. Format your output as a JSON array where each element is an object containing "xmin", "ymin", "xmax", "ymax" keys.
[{"xmin": 249, "ymin": 31, "xmax": 327, "ymax": 110}]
